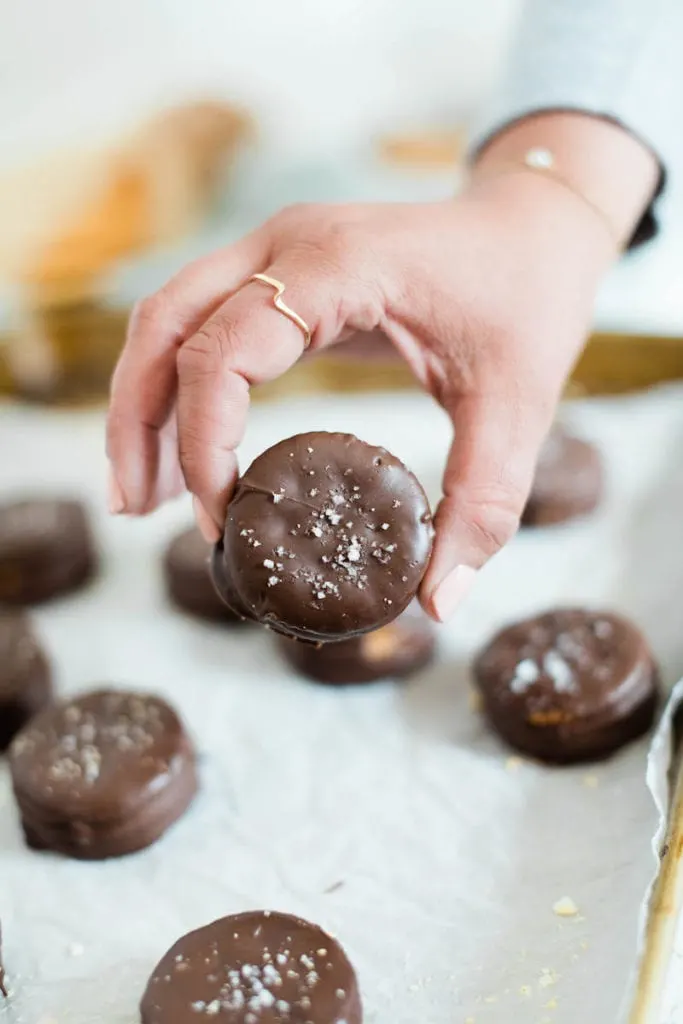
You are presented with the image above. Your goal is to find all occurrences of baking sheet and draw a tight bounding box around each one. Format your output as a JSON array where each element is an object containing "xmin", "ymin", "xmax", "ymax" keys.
[
  {"xmin": 635, "ymin": 678, "xmax": 683, "ymax": 1024},
  {"xmin": 2, "ymin": 385, "xmax": 683, "ymax": 1024}
]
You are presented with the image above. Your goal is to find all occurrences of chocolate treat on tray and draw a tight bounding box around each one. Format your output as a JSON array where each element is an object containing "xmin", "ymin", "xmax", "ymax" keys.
[
  {"xmin": 163, "ymin": 526, "xmax": 244, "ymax": 624},
  {"xmin": 9, "ymin": 689, "xmax": 197, "ymax": 859},
  {"xmin": 277, "ymin": 604, "xmax": 436, "ymax": 685},
  {"xmin": 140, "ymin": 910, "xmax": 362, "ymax": 1024},
  {"xmin": 212, "ymin": 431, "xmax": 433, "ymax": 643},
  {"xmin": 473, "ymin": 609, "xmax": 659, "ymax": 764},
  {"xmin": 0, "ymin": 610, "xmax": 53, "ymax": 751},
  {"xmin": 521, "ymin": 426, "xmax": 604, "ymax": 527},
  {"xmin": 0, "ymin": 497, "xmax": 96, "ymax": 605}
]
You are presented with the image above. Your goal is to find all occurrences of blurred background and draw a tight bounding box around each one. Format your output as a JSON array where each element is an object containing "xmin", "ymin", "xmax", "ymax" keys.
[{"xmin": 1, "ymin": 0, "xmax": 682, "ymax": 404}]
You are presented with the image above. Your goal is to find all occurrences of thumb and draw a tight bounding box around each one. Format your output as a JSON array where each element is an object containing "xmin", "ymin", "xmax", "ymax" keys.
[{"xmin": 420, "ymin": 389, "xmax": 555, "ymax": 622}]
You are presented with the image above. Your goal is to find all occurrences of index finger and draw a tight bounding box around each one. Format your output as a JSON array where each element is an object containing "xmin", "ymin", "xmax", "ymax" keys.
[
  {"xmin": 175, "ymin": 254, "xmax": 346, "ymax": 529},
  {"xmin": 107, "ymin": 230, "xmax": 270, "ymax": 513}
]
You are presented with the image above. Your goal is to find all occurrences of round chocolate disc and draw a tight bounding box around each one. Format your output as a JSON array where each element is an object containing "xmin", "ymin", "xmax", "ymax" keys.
[
  {"xmin": 521, "ymin": 427, "xmax": 603, "ymax": 527},
  {"xmin": 9, "ymin": 689, "xmax": 197, "ymax": 859},
  {"xmin": 212, "ymin": 432, "xmax": 433, "ymax": 642},
  {"xmin": 164, "ymin": 527, "xmax": 244, "ymax": 624},
  {"xmin": 277, "ymin": 604, "xmax": 436, "ymax": 685},
  {"xmin": 473, "ymin": 609, "xmax": 659, "ymax": 764},
  {"xmin": 140, "ymin": 910, "xmax": 362, "ymax": 1024},
  {"xmin": 0, "ymin": 497, "xmax": 97, "ymax": 605},
  {"xmin": 0, "ymin": 611, "xmax": 53, "ymax": 751}
]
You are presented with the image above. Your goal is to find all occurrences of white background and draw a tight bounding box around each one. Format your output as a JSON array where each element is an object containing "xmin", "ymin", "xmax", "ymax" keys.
[
  {"xmin": 1, "ymin": 0, "xmax": 682, "ymax": 335},
  {"xmin": 0, "ymin": 0, "xmax": 520, "ymax": 167}
]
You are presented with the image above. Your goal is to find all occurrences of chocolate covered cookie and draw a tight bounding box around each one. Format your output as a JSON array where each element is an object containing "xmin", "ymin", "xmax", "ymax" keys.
[
  {"xmin": 0, "ymin": 611, "xmax": 53, "ymax": 751},
  {"xmin": 0, "ymin": 498, "xmax": 96, "ymax": 604},
  {"xmin": 212, "ymin": 431, "xmax": 433, "ymax": 642},
  {"xmin": 164, "ymin": 527, "xmax": 243, "ymax": 623},
  {"xmin": 9, "ymin": 689, "xmax": 197, "ymax": 859},
  {"xmin": 140, "ymin": 910, "xmax": 362, "ymax": 1024},
  {"xmin": 473, "ymin": 609, "xmax": 659, "ymax": 764},
  {"xmin": 521, "ymin": 427, "xmax": 603, "ymax": 527},
  {"xmin": 277, "ymin": 605, "xmax": 436, "ymax": 685}
]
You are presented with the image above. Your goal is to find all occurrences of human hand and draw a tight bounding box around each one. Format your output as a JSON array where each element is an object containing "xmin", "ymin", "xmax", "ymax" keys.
[{"xmin": 107, "ymin": 115, "xmax": 655, "ymax": 622}]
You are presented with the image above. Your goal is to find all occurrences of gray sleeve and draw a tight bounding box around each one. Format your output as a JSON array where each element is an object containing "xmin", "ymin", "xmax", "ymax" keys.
[{"xmin": 470, "ymin": 0, "xmax": 683, "ymax": 243}]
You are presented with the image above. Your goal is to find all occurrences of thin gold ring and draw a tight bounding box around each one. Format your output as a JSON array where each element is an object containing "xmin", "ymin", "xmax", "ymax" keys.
[{"xmin": 249, "ymin": 273, "xmax": 312, "ymax": 349}]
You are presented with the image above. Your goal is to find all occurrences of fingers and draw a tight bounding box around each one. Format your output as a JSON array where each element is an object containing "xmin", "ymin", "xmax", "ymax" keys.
[
  {"xmin": 420, "ymin": 388, "xmax": 556, "ymax": 622},
  {"xmin": 176, "ymin": 250, "xmax": 371, "ymax": 532},
  {"xmin": 107, "ymin": 230, "xmax": 270, "ymax": 514}
]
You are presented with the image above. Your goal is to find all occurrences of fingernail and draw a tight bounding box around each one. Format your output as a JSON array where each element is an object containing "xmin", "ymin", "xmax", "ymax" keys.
[
  {"xmin": 107, "ymin": 465, "xmax": 126, "ymax": 514},
  {"xmin": 431, "ymin": 565, "xmax": 477, "ymax": 622},
  {"xmin": 193, "ymin": 496, "xmax": 221, "ymax": 543}
]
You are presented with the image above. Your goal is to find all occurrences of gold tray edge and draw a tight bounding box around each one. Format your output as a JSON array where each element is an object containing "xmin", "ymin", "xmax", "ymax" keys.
[{"xmin": 2, "ymin": 322, "xmax": 683, "ymax": 404}]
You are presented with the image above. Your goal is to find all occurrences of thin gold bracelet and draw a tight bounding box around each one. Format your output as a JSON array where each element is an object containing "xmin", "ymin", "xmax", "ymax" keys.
[{"xmin": 476, "ymin": 147, "xmax": 624, "ymax": 251}]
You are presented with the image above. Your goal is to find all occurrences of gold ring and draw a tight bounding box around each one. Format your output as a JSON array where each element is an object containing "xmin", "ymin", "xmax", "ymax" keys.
[{"xmin": 249, "ymin": 273, "xmax": 312, "ymax": 349}]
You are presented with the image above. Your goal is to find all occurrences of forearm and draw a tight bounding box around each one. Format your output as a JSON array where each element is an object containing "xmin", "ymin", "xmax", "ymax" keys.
[
  {"xmin": 471, "ymin": 0, "xmax": 683, "ymax": 244},
  {"xmin": 471, "ymin": 111, "xmax": 660, "ymax": 252}
]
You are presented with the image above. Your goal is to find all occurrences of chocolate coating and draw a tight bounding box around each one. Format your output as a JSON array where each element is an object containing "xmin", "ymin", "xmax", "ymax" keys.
[
  {"xmin": 0, "ymin": 611, "xmax": 53, "ymax": 751},
  {"xmin": 164, "ymin": 527, "xmax": 243, "ymax": 624},
  {"xmin": 140, "ymin": 910, "xmax": 362, "ymax": 1024},
  {"xmin": 0, "ymin": 498, "xmax": 96, "ymax": 605},
  {"xmin": 277, "ymin": 605, "xmax": 436, "ymax": 685},
  {"xmin": 212, "ymin": 432, "xmax": 433, "ymax": 642},
  {"xmin": 9, "ymin": 689, "xmax": 197, "ymax": 858},
  {"xmin": 521, "ymin": 427, "xmax": 603, "ymax": 527},
  {"xmin": 474, "ymin": 609, "xmax": 659, "ymax": 764}
]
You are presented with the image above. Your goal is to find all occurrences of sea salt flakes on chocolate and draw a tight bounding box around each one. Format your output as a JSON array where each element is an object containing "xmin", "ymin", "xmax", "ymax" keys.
[
  {"xmin": 509, "ymin": 658, "xmax": 540, "ymax": 694},
  {"xmin": 140, "ymin": 911, "xmax": 362, "ymax": 1023},
  {"xmin": 543, "ymin": 650, "xmax": 576, "ymax": 693},
  {"xmin": 474, "ymin": 609, "xmax": 659, "ymax": 764},
  {"xmin": 213, "ymin": 431, "xmax": 432, "ymax": 641},
  {"xmin": 9, "ymin": 690, "xmax": 197, "ymax": 859}
]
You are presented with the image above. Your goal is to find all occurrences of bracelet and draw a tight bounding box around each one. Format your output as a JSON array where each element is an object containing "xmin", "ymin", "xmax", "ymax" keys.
[{"xmin": 476, "ymin": 147, "xmax": 623, "ymax": 250}]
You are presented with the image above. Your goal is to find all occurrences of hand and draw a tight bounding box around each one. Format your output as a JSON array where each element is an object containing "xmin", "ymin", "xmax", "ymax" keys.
[{"xmin": 108, "ymin": 118, "xmax": 647, "ymax": 621}]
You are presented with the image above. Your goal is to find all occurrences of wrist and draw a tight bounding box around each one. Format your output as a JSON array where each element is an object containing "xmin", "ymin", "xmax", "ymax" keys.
[{"xmin": 470, "ymin": 111, "xmax": 660, "ymax": 251}]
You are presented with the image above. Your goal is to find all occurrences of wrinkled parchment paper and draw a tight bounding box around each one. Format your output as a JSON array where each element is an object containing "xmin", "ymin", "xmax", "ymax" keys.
[{"xmin": 2, "ymin": 384, "xmax": 683, "ymax": 1024}]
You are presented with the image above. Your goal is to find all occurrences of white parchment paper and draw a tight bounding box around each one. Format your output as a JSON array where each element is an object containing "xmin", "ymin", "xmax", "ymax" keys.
[{"xmin": 2, "ymin": 384, "xmax": 683, "ymax": 1024}]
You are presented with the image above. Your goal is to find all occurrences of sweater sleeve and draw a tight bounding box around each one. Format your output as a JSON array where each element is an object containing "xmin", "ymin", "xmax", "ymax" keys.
[{"xmin": 470, "ymin": 0, "xmax": 683, "ymax": 245}]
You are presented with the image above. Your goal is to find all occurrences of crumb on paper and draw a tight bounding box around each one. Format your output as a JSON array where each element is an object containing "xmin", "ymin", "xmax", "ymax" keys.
[
  {"xmin": 506, "ymin": 756, "xmax": 523, "ymax": 773},
  {"xmin": 519, "ymin": 985, "xmax": 532, "ymax": 997},
  {"xmin": 484, "ymin": 995, "xmax": 498, "ymax": 1004},
  {"xmin": 468, "ymin": 689, "xmax": 483, "ymax": 712},
  {"xmin": 580, "ymin": 940, "xmax": 589, "ymax": 950},
  {"xmin": 552, "ymin": 896, "xmax": 579, "ymax": 917},
  {"xmin": 539, "ymin": 967, "xmax": 559, "ymax": 989},
  {"xmin": 324, "ymin": 880, "xmax": 345, "ymax": 894},
  {"xmin": 583, "ymin": 774, "xmax": 599, "ymax": 788},
  {"xmin": 465, "ymin": 1018, "xmax": 476, "ymax": 1023},
  {"xmin": 544, "ymin": 998, "xmax": 558, "ymax": 1009}
]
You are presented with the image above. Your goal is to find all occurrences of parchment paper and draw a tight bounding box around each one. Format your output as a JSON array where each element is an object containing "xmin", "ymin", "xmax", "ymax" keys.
[{"xmin": 2, "ymin": 384, "xmax": 683, "ymax": 1024}]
